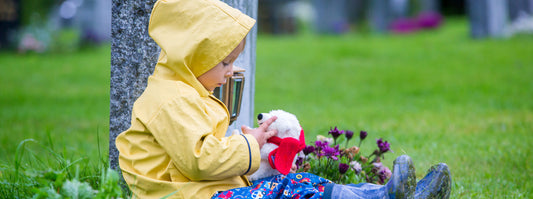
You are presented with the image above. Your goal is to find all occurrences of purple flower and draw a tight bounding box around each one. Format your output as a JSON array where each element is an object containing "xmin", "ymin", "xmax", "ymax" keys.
[
  {"xmin": 416, "ymin": 11, "xmax": 443, "ymax": 29},
  {"xmin": 323, "ymin": 145, "xmax": 340, "ymax": 160},
  {"xmin": 359, "ymin": 131, "xmax": 368, "ymax": 140},
  {"xmin": 315, "ymin": 140, "xmax": 329, "ymax": 158},
  {"xmin": 378, "ymin": 167, "xmax": 392, "ymax": 184},
  {"xmin": 381, "ymin": 167, "xmax": 392, "ymax": 179},
  {"xmin": 378, "ymin": 170, "xmax": 388, "ymax": 184},
  {"xmin": 376, "ymin": 138, "xmax": 390, "ymax": 153},
  {"xmin": 345, "ymin": 130, "xmax": 354, "ymax": 140},
  {"xmin": 339, "ymin": 163, "xmax": 349, "ymax": 174},
  {"xmin": 328, "ymin": 126, "xmax": 344, "ymax": 140},
  {"xmin": 390, "ymin": 17, "xmax": 420, "ymax": 34},
  {"xmin": 303, "ymin": 145, "xmax": 315, "ymax": 156},
  {"xmin": 315, "ymin": 140, "xmax": 329, "ymax": 150},
  {"xmin": 295, "ymin": 156, "xmax": 304, "ymax": 169}
]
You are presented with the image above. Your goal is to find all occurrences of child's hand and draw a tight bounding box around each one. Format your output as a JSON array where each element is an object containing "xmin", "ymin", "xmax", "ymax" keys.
[{"xmin": 241, "ymin": 116, "xmax": 278, "ymax": 149}]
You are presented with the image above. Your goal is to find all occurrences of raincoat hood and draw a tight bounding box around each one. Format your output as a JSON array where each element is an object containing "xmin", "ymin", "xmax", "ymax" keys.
[{"xmin": 148, "ymin": 0, "xmax": 255, "ymax": 96}]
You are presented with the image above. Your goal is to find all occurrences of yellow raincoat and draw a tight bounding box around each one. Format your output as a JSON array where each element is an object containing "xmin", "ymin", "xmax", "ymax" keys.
[{"xmin": 115, "ymin": 0, "xmax": 259, "ymax": 198}]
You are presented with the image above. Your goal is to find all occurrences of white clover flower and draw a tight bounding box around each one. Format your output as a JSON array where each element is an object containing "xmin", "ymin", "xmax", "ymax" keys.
[
  {"xmin": 350, "ymin": 161, "xmax": 362, "ymax": 174},
  {"xmin": 316, "ymin": 135, "xmax": 333, "ymax": 144}
]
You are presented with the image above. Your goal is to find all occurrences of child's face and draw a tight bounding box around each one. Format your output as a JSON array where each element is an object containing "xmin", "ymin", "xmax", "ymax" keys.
[{"xmin": 198, "ymin": 40, "xmax": 245, "ymax": 92}]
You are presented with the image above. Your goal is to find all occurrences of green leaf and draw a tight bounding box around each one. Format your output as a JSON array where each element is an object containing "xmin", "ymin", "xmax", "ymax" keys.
[{"xmin": 60, "ymin": 179, "xmax": 95, "ymax": 199}]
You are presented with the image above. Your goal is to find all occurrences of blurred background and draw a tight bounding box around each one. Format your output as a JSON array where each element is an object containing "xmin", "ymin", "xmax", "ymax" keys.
[
  {"xmin": 1, "ymin": 0, "xmax": 533, "ymax": 52},
  {"xmin": 0, "ymin": 0, "xmax": 110, "ymax": 52}
]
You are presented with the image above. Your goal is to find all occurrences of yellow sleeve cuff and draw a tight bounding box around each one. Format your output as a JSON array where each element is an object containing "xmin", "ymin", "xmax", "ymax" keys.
[{"xmin": 241, "ymin": 134, "xmax": 261, "ymax": 175}]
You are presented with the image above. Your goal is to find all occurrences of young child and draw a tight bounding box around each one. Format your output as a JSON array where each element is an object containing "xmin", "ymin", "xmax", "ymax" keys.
[
  {"xmin": 115, "ymin": 0, "xmax": 277, "ymax": 198},
  {"xmin": 116, "ymin": 0, "xmax": 452, "ymax": 198}
]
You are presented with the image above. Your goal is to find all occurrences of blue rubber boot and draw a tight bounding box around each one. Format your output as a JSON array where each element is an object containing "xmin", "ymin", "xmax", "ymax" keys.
[
  {"xmin": 324, "ymin": 155, "xmax": 416, "ymax": 199},
  {"xmin": 386, "ymin": 155, "xmax": 416, "ymax": 198},
  {"xmin": 414, "ymin": 163, "xmax": 452, "ymax": 199}
]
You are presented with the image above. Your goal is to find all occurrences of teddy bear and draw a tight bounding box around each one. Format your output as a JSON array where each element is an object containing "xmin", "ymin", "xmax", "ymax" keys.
[{"xmin": 247, "ymin": 110, "xmax": 306, "ymax": 181}]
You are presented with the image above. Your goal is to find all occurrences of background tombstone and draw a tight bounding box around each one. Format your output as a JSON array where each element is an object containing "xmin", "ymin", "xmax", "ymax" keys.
[
  {"xmin": 0, "ymin": 0, "xmax": 20, "ymax": 48},
  {"xmin": 78, "ymin": 0, "xmax": 112, "ymax": 43},
  {"xmin": 508, "ymin": 0, "xmax": 533, "ymax": 21},
  {"xmin": 312, "ymin": 0, "xmax": 350, "ymax": 34},
  {"xmin": 419, "ymin": 0, "xmax": 439, "ymax": 13},
  {"xmin": 346, "ymin": 0, "xmax": 368, "ymax": 30},
  {"xmin": 258, "ymin": 0, "xmax": 298, "ymax": 34},
  {"xmin": 368, "ymin": 0, "xmax": 392, "ymax": 33},
  {"xmin": 109, "ymin": 0, "xmax": 258, "ymax": 170},
  {"xmin": 466, "ymin": 0, "xmax": 509, "ymax": 38},
  {"xmin": 390, "ymin": 0, "xmax": 410, "ymax": 19}
]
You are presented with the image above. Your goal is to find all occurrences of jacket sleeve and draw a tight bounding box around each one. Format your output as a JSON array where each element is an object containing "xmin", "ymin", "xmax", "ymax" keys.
[{"xmin": 145, "ymin": 94, "xmax": 260, "ymax": 181}]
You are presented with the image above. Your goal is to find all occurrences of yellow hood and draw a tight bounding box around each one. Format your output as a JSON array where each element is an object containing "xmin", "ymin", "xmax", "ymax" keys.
[{"xmin": 148, "ymin": 0, "xmax": 255, "ymax": 96}]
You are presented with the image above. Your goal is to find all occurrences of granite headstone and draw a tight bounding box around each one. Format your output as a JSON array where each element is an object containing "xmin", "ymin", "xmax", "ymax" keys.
[
  {"xmin": 508, "ymin": 0, "xmax": 533, "ymax": 21},
  {"xmin": 312, "ymin": 0, "xmax": 350, "ymax": 34},
  {"xmin": 368, "ymin": 0, "xmax": 392, "ymax": 33},
  {"xmin": 0, "ymin": 0, "xmax": 20, "ymax": 48},
  {"xmin": 467, "ymin": 0, "xmax": 509, "ymax": 38}
]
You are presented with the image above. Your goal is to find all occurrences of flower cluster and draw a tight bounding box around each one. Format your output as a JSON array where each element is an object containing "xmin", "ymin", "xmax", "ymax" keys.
[{"xmin": 296, "ymin": 127, "xmax": 393, "ymax": 185}]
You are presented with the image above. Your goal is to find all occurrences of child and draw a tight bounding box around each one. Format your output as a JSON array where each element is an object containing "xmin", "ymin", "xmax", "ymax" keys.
[
  {"xmin": 116, "ymin": 0, "xmax": 451, "ymax": 198},
  {"xmin": 115, "ymin": 0, "xmax": 277, "ymax": 198}
]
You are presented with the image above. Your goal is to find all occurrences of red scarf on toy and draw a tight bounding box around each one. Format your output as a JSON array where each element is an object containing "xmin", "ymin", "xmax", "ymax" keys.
[{"xmin": 266, "ymin": 128, "xmax": 306, "ymax": 175}]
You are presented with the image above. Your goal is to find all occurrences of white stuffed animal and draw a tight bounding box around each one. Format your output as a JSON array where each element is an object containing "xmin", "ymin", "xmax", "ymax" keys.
[{"xmin": 247, "ymin": 110, "xmax": 306, "ymax": 181}]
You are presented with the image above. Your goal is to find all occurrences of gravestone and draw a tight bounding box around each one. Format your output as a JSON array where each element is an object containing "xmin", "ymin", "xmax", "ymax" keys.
[
  {"xmin": 0, "ymin": 0, "xmax": 20, "ymax": 48},
  {"xmin": 508, "ymin": 0, "xmax": 533, "ymax": 21},
  {"xmin": 312, "ymin": 0, "xmax": 350, "ymax": 34},
  {"xmin": 467, "ymin": 0, "xmax": 509, "ymax": 38},
  {"xmin": 369, "ymin": 0, "xmax": 392, "ymax": 33},
  {"xmin": 419, "ymin": 0, "xmax": 439, "ymax": 13},
  {"xmin": 369, "ymin": 0, "xmax": 412, "ymax": 33},
  {"xmin": 390, "ymin": 0, "xmax": 410, "ymax": 19},
  {"xmin": 258, "ymin": 0, "xmax": 298, "ymax": 34},
  {"xmin": 346, "ymin": 0, "xmax": 367, "ymax": 28},
  {"xmin": 109, "ymin": 0, "xmax": 258, "ymax": 170},
  {"xmin": 78, "ymin": 0, "xmax": 111, "ymax": 42}
]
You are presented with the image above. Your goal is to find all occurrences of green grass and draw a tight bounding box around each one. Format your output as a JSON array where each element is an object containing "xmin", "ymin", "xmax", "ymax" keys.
[
  {"xmin": 0, "ymin": 46, "xmax": 112, "ymax": 197},
  {"xmin": 1, "ymin": 18, "xmax": 532, "ymax": 198},
  {"xmin": 0, "ymin": 46, "xmax": 110, "ymax": 162},
  {"xmin": 255, "ymin": 19, "xmax": 533, "ymax": 198}
]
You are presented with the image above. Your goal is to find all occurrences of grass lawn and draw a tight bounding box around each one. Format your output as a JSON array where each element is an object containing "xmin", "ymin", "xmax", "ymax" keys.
[
  {"xmin": 1, "ymin": 18, "xmax": 532, "ymax": 198},
  {"xmin": 0, "ymin": 46, "xmax": 111, "ymax": 162},
  {"xmin": 255, "ymin": 19, "xmax": 532, "ymax": 198},
  {"xmin": 0, "ymin": 46, "xmax": 112, "ymax": 197}
]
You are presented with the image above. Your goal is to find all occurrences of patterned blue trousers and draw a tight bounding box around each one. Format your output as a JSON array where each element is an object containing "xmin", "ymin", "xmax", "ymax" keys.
[{"xmin": 212, "ymin": 173, "xmax": 332, "ymax": 199}]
